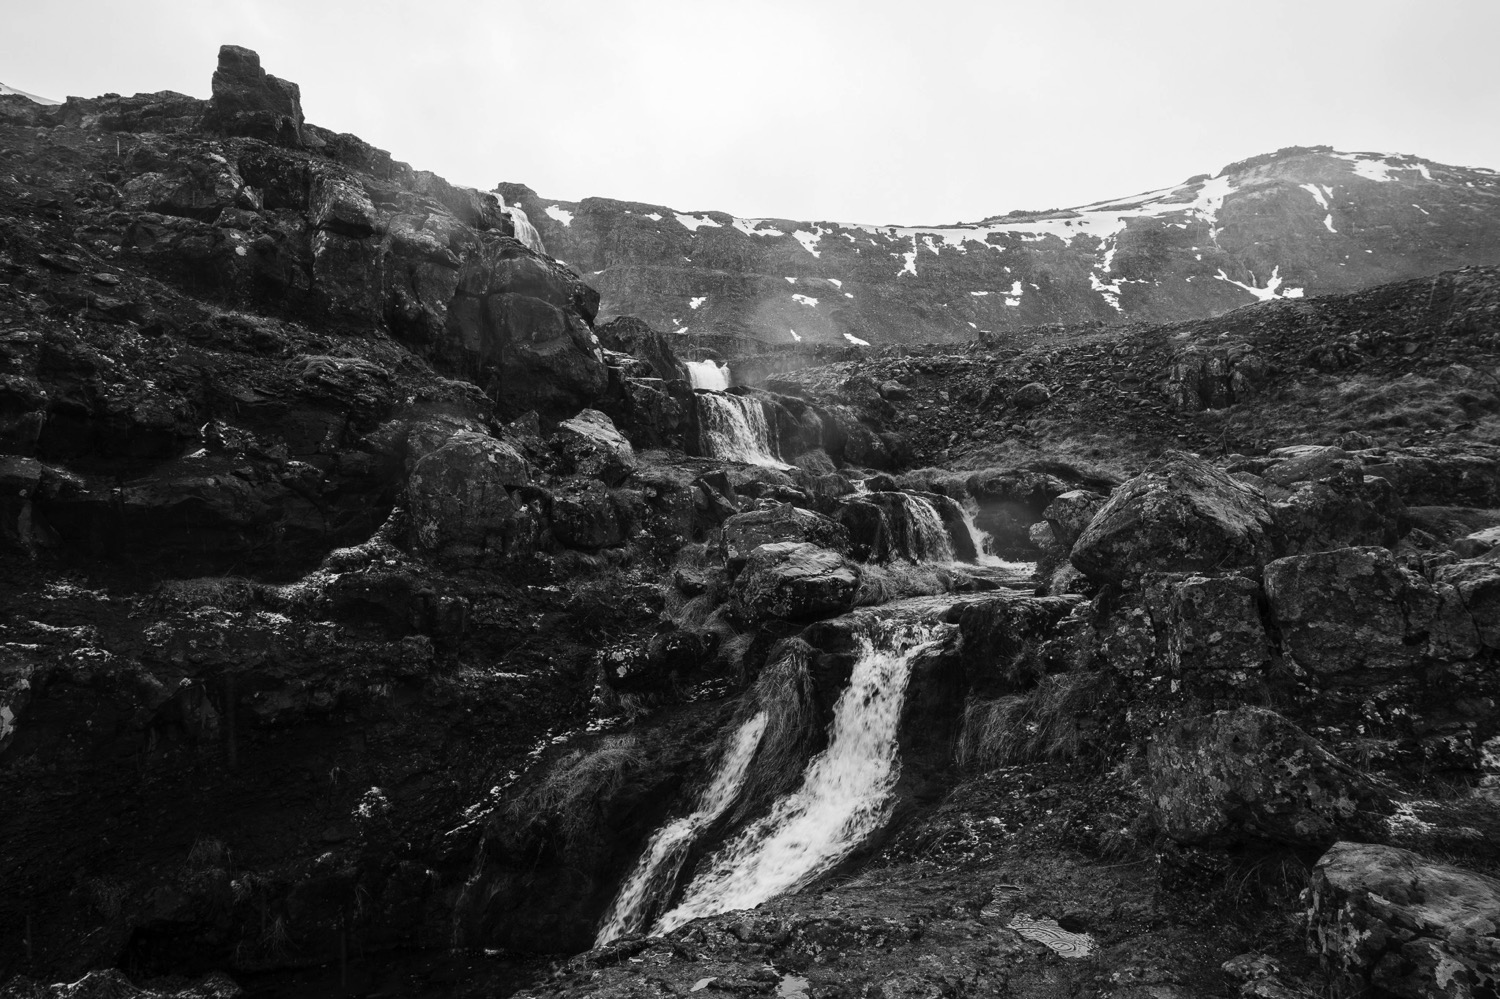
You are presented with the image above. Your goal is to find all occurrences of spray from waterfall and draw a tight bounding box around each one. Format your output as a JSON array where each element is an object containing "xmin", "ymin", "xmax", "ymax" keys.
[
  {"xmin": 594, "ymin": 712, "xmax": 768, "ymax": 946},
  {"xmin": 653, "ymin": 620, "xmax": 948, "ymax": 934},
  {"xmin": 686, "ymin": 360, "xmax": 731, "ymax": 391}
]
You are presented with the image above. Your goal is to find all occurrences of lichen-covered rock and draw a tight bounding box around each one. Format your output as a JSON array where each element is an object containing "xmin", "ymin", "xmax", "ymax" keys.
[
  {"xmin": 1307, "ymin": 841, "xmax": 1500, "ymax": 999},
  {"xmin": 721, "ymin": 504, "xmax": 850, "ymax": 569},
  {"xmin": 550, "ymin": 480, "xmax": 628, "ymax": 550},
  {"xmin": 550, "ymin": 408, "xmax": 636, "ymax": 485},
  {"xmin": 1147, "ymin": 707, "xmax": 1389, "ymax": 847},
  {"xmin": 1143, "ymin": 573, "xmax": 1272, "ymax": 677},
  {"xmin": 1261, "ymin": 445, "xmax": 1351, "ymax": 487},
  {"xmin": 728, "ymin": 542, "xmax": 860, "ymax": 622},
  {"xmin": 407, "ymin": 432, "xmax": 529, "ymax": 557},
  {"xmin": 1071, "ymin": 452, "xmax": 1280, "ymax": 585},
  {"xmin": 1271, "ymin": 467, "xmax": 1401, "ymax": 554},
  {"xmin": 1043, "ymin": 489, "xmax": 1107, "ymax": 551},
  {"xmin": 1264, "ymin": 546, "xmax": 1480, "ymax": 672}
]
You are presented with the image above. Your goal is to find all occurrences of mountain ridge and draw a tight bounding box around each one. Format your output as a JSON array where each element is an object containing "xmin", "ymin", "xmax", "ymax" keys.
[{"xmin": 498, "ymin": 144, "xmax": 1500, "ymax": 349}]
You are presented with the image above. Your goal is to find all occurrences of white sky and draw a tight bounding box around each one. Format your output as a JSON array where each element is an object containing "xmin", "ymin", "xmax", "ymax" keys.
[{"xmin": 3, "ymin": 0, "xmax": 1497, "ymax": 225}]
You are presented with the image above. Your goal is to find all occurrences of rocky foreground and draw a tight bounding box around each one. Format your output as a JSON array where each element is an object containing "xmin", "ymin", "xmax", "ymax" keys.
[{"xmin": 2, "ymin": 46, "xmax": 1500, "ymax": 999}]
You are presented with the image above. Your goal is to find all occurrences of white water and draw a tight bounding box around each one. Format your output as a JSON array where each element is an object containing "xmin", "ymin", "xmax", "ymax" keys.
[
  {"xmin": 503, "ymin": 206, "xmax": 547, "ymax": 256},
  {"xmin": 958, "ymin": 500, "xmax": 1005, "ymax": 566},
  {"xmin": 889, "ymin": 493, "xmax": 956, "ymax": 563},
  {"xmin": 698, "ymin": 393, "xmax": 785, "ymax": 467},
  {"xmin": 654, "ymin": 624, "xmax": 944, "ymax": 933},
  {"xmin": 595, "ymin": 712, "xmax": 768, "ymax": 946},
  {"xmin": 686, "ymin": 360, "xmax": 731, "ymax": 391}
]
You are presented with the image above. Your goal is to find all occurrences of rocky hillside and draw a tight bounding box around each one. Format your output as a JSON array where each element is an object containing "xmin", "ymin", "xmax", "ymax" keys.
[
  {"xmin": 4, "ymin": 43, "xmax": 1500, "ymax": 999},
  {"xmin": 0, "ymin": 84, "xmax": 58, "ymax": 106},
  {"xmin": 499, "ymin": 147, "xmax": 1500, "ymax": 350}
]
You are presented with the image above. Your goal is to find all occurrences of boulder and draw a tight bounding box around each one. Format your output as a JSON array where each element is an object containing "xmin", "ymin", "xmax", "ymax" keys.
[
  {"xmin": 1453, "ymin": 526, "xmax": 1500, "ymax": 559},
  {"xmin": 1433, "ymin": 560, "xmax": 1500, "ymax": 649},
  {"xmin": 1271, "ymin": 467, "xmax": 1402, "ymax": 554},
  {"xmin": 1264, "ymin": 547, "xmax": 1481, "ymax": 672},
  {"xmin": 1261, "ymin": 445, "xmax": 1351, "ymax": 487},
  {"xmin": 550, "ymin": 408, "xmax": 636, "ymax": 485},
  {"xmin": 407, "ymin": 432, "xmax": 529, "ymax": 558},
  {"xmin": 728, "ymin": 542, "xmax": 860, "ymax": 623},
  {"xmin": 1147, "ymin": 707, "xmax": 1389, "ymax": 847},
  {"xmin": 1043, "ymin": 489, "xmax": 1107, "ymax": 551},
  {"xmin": 550, "ymin": 480, "xmax": 627, "ymax": 550},
  {"xmin": 1012, "ymin": 382, "xmax": 1051, "ymax": 409},
  {"xmin": 1307, "ymin": 841, "xmax": 1500, "ymax": 999},
  {"xmin": 1070, "ymin": 452, "xmax": 1280, "ymax": 586},
  {"xmin": 721, "ymin": 505, "xmax": 850, "ymax": 569},
  {"xmin": 1144, "ymin": 573, "xmax": 1272, "ymax": 677}
]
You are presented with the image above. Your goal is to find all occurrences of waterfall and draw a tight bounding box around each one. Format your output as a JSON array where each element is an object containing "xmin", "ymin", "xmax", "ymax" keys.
[
  {"xmin": 697, "ymin": 393, "xmax": 785, "ymax": 467},
  {"xmin": 503, "ymin": 206, "xmax": 547, "ymax": 256},
  {"xmin": 653, "ymin": 620, "xmax": 947, "ymax": 934},
  {"xmin": 686, "ymin": 360, "xmax": 730, "ymax": 391},
  {"xmin": 594, "ymin": 712, "xmax": 768, "ymax": 946},
  {"xmin": 958, "ymin": 499, "xmax": 1005, "ymax": 566},
  {"xmin": 884, "ymin": 493, "xmax": 956, "ymax": 563}
]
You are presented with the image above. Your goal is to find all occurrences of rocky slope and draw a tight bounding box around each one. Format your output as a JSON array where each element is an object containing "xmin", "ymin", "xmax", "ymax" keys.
[
  {"xmin": 499, "ymin": 147, "xmax": 1500, "ymax": 350},
  {"xmin": 4, "ymin": 43, "xmax": 1500, "ymax": 999}
]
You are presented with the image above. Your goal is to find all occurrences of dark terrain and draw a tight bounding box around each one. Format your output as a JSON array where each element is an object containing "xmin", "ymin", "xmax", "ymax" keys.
[{"xmin": 2, "ymin": 46, "xmax": 1499, "ymax": 999}]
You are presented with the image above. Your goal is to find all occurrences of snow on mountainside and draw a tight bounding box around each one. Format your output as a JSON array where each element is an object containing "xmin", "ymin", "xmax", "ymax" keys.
[
  {"xmin": 0, "ymin": 82, "xmax": 61, "ymax": 105},
  {"xmin": 497, "ymin": 146, "xmax": 1500, "ymax": 348}
]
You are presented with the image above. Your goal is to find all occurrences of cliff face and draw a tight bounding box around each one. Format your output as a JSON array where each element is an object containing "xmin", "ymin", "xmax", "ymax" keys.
[{"xmin": 498, "ymin": 146, "xmax": 1500, "ymax": 348}]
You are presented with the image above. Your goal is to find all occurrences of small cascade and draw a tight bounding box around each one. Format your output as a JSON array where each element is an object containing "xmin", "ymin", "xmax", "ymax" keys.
[
  {"xmin": 653, "ymin": 619, "xmax": 948, "ymax": 934},
  {"xmin": 697, "ymin": 393, "xmax": 785, "ymax": 467},
  {"xmin": 958, "ymin": 499, "xmax": 1006, "ymax": 567},
  {"xmin": 594, "ymin": 712, "xmax": 768, "ymax": 946},
  {"xmin": 686, "ymin": 360, "xmax": 731, "ymax": 391},
  {"xmin": 503, "ymin": 206, "xmax": 546, "ymax": 256},
  {"xmin": 884, "ymin": 493, "xmax": 957, "ymax": 563}
]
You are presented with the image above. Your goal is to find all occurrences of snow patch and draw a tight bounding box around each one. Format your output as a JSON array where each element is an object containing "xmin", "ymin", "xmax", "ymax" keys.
[
  {"xmin": 898, "ymin": 242, "xmax": 918, "ymax": 278},
  {"xmin": 733, "ymin": 218, "xmax": 785, "ymax": 238},
  {"xmin": 644, "ymin": 212, "xmax": 663, "ymax": 221},
  {"xmin": 789, "ymin": 329, "xmax": 801, "ymax": 342},
  {"xmin": 793, "ymin": 230, "xmax": 822, "ymax": 257},
  {"xmin": 676, "ymin": 213, "xmax": 723, "ymax": 232},
  {"xmin": 1413, "ymin": 204, "xmax": 1430, "ymax": 215},
  {"xmin": 1300, "ymin": 183, "xmax": 1330, "ymax": 210},
  {"xmin": 827, "ymin": 278, "xmax": 843, "ymax": 288},
  {"xmin": 844, "ymin": 333, "xmax": 871, "ymax": 347},
  {"xmin": 1214, "ymin": 265, "xmax": 1305, "ymax": 302},
  {"xmin": 544, "ymin": 205, "xmax": 574, "ymax": 227},
  {"xmin": 792, "ymin": 294, "xmax": 819, "ymax": 307},
  {"xmin": 690, "ymin": 297, "xmax": 707, "ymax": 310},
  {"xmin": 0, "ymin": 82, "xmax": 60, "ymax": 105},
  {"xmin": 785, "ymin": 277, "xmax": 797, "ymax": 285},
  {"xmin": 970, "ymin": 290, "xmax": 990, "ymax": 296}
]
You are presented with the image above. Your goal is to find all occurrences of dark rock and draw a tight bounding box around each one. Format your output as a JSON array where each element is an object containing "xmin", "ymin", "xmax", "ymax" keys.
[
  {"xmin": 1147, "ymin": 706, "xmax": 1389, "ymax": 847},
  {"xmin": 1071, "ymin": 452, "xmax": 1280, "ymax": 586},
  {"xmin": 1143, "ymin": 573, "xmax": 1272, "ymax": 677},
  {"xmin": 407, "ymin": 432, "xmax": 530, "ymax": 559},
  {"xmin": 728, "ymin": 542, "xmax": 860, "ymax": 623},
  {"xmin": 550, "ymin": 480, "xmax": 628, "ymax": 550},
  {"xmin": 1012, "ymin": 382, "xmax": 1051, "ymax": 409},
  {"xmin": 1271, "ymin": 467, "xmax": 1402, "ymax": 554},
  {"xmin": 1043, "ymin": 489, "xmax": 1107, "ymax": 551},
  {"xmin": 721, "ymin": 504, "xmax": 850, "ymax": 569},
  {"xmin": 203, "ymin": 45, "xmax": 305, "ymax": 146},
  {"xmin": 550, "ymin": 408, "xmax": 636, "ymax": 485},
  {"xmin": 1264, "ymin": 546, "xmax": 1480, "ymax": 672},
  {"xmin": 1432, "ymin": 560, "xmax": 1500, "ymax": 649}
]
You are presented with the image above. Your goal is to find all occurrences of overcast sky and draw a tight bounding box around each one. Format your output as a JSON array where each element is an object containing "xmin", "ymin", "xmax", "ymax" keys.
[{"xmin": 4, "ymin": 1, "xmax": 1497, "ymax": 225}]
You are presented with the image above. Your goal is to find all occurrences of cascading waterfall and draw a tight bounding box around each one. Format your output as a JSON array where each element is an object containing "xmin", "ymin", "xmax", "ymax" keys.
[
  {"xmin": 958, "ymin": 499, "xmax": 1006, "ymax": 567},
  {"xmin": 594, "ymin": 712, "xmax": 768, "ymax": 946},
  {"xmin": 652, "ymin": 620, "xmax": 947, "ymax": 934},
  {"xmin": 503, "ymin": 206, "xmax": 546, "ymax": 256},
  {"xmin": 697, "ymin": 393, "xmax": 785, "ymax": 467},
  {"xmin": 686, "ymin": 359, "xmax": 731, "ymax": 391},
  {"xmin": 885, "ymin": 492, "xmax": 957, "ymax": 563}
]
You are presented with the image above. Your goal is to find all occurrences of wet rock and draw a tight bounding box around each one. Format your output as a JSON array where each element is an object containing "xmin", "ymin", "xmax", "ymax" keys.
[
  {"xmin": 729, "ymin": 542, "xmax": 860, "ymax": 623},
  {"xmin": 407, "ymin": 432, "xmax": 530, "ymax": 558},
  {"xmin": 1043, "ymin": 489, "xmax": 1107, "ymax": 551},
  {"xmin": 550, "ymin": 408, "xmax": 636, "ymax": 485},
  {"xmin": 721, "ymin": 504, "xmax": 850, "ymax": 569},
  {"xmin": 1071, "ymin": 452, "xmax": 1280, "ymax": 586},
  {"xmin": 1148, "ymin": 707, "xmax": 1389, "ymax": 847},
  {"xmin": 1307, "ymin": 841, "xmax": 1500, "ymax": 999},
  {"xmin": 1264, "ymin": 546, "xmax": 1480, "ymax": 672}
]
